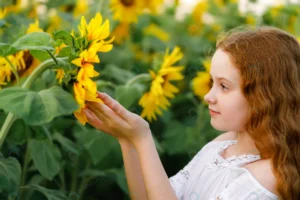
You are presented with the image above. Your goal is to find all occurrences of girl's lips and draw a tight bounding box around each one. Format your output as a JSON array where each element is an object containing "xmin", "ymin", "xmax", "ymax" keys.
[
  {"xmin": 209, "ymin": 109, "xmax": 220, "ymax": 114},
  {"xmin": 209, "ymin": 109, "xmax": 220, "ymax": 115}
]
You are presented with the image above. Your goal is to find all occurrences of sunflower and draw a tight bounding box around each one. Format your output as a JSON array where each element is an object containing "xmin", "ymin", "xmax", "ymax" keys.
[
  {"xmin": 55, "ymin": 69, "xmax": 65, "ymax": 84},
  {"xmin": 46, "ymin": 11, "xmax": 63, "ymax": 34},
  {"xmin": 287, "ymin": 15, "xmax": 297, "ymax": 34},
  {"xmin": 27, "ymin": 19, "xmax": 43, "ymax": 33},
  {"xmin": 0, "ymin": 52, "xmax": 25, "ymax": 84},
  {"xmin": 71, "ymin": 12, "xmax": 114, "ymax": 125},
  {"xmin": 110, "ymin": 0, "xmax": 143, "ymax": 23},
  {"xmin": 139, "ymin": 46, "xmax": 185, "ymax": 122},
  {"xmin": 143, "ymin": 0, "xmax": 164, "ymax": 14},
  {"xmin": 0, "ymin": 19, "xmax": 38, "ymax": 84},
  {"xmin": 131, "ymin": 44, "xmax": 157, "ymax": 63},
  {"xmin": 19, "ymin": 20, "xmax": 43, "ymax": 79},
  {"xmin": 144, "ymin": 23, "xmax": 170, "ymax": 42},
  {"xmin": 192, "ymin": 59, "xmax": 211, "ymax": 103},
  {"xmin": 270, "ymin": 5, "xmax": 283, "ymax": 18},
  {"xmin": 111, "ymin": 22, "xmax": 130, "ymax": 44},
  {"xmin": 73, "ymin": 0, "xmax": 88, "ymax": 17},
  {"xmin": 0, "ymin": 7, "xmax": 7, "ymax": 20},
  {"xmin": 246, "ymin": 14, "xmax": 256, "ymax": 25},
  {"xmin": 192, "ymin": 0, "xmax": 208, "ymax": 25}
]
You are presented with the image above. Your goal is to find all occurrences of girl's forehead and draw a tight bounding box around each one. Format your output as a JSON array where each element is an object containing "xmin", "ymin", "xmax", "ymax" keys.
[{"xmin": 210, "ymin": 49, "xmax": 240, "ymax": 84}]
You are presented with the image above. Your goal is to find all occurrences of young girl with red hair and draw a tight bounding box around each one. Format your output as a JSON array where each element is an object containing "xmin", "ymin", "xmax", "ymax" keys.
[{"xmin": 85, "ymin": 26, "xmax": 300, "ymax": 200}]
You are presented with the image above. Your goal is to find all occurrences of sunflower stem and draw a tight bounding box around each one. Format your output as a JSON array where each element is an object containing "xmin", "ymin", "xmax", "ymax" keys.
[
  {"xmin": 126, "ymin": 73, "xmax": 151, "ymax": 86},
  {"xmin": 0, "ymin": 57, "xmax": 67, "ymax": 149},
  {"xmin": 46, "ymin": 50, "xmax": 58, "ymax": 67},
  {"xmin": 0, "ymin": 113, "xmax": 16, "ymax": 149},
  {"xmin": 4, "ymin": 56, "xmax": 20, "ymax": 86}
]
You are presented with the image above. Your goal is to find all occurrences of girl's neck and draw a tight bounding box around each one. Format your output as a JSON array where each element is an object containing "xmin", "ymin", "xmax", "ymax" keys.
[{"xmin": 236, "ymin": 131, "xmax": 260, "ymax": 155}]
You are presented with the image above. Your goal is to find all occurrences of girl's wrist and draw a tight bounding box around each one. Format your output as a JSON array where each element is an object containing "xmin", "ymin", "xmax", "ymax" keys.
[
  {"xmin": 131, "ymin": 130, "xmax": 153, "ymax": 150},
  {"xmin": 117, "ymin": 129, "xmax": 153, "ymax": 149},
  {"xmin": 118, "ymin": 137, "xmax": 132, "ymax": 148}
]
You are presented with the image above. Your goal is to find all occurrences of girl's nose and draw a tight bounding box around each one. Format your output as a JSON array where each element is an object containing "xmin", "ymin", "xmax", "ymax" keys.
[{"xmin": 204, "ymin": 89, "xmax": 216, "ymax": 104}]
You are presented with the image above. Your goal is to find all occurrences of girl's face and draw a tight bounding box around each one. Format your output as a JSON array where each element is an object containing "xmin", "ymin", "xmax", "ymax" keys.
[{"xmin": 204, "ymin": 49, "xmax": 249, "ymax": 132}]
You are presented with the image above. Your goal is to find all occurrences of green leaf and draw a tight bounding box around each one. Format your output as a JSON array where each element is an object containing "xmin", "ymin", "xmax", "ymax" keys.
[
  {"xmin": 0, "ymin": 155, "xmax": 21, "ymax": 196},
  {"xmin": 0, "ymin": 43, "xmax": 17, "ymax": 56},
  {"xmin": 160, "ymin": 121, "xmax": 187, "ymax": 155},
  {"xmin": 7, "ymin": 118, "xmax": 31, "ymax": 145},
  {"xmin": 56, "ymin": 58, "xmax": 76, "ymax": 71},
  {"xmin": 79, "ymin": 168, "xmax": 118, "ymax": 177},
  {"xmin": 52, "ymin": 133, "xmax": 79, "ymax": 156},
  {"xmin": 101, "ymin": 64, "xmax": 136, "ymax": 84},
  {"xmin": 21, "ymin": 185, "xmax": 68, "ymax": 200},
  {"xmin": 115, "ymin": 168, "xmax": 129, "ymax": 195},
  {"xmin": 53, "ymin": 30, "xmax": 73, "ymax": 46},
  {"xmin": 30, "ymin": 77, "xmax": 47, "ymax": 92},
  {"xmin": 28, "ymin": 139, "xmax": 61, "ymax": 180},
  {"xmin": 11, "ymin": 32, "xmax": 54, "ymax": 51},
  {"xmin": 30, "ymin": 126, "xmax": 52, "ymax": 141},
  {"xmin": 0, "ymin": 111, "xmax": 7, "ymax": 128},
  {"xmin": 0, "ymin": 86, "xmax": 79, "ymax": 125},
  {"xmin": 21, "ymin": 175, "xmax": 46, "ymax": 200},
  {"xmin": 74, "ymin": 129, "xmax": 118, "ymax": 165},
  {"xmin": 115, "ymin": 84, "xmax": 145, "ymax": 109},
  {"xmin": 30, "ymin": 50, "xmax": 51, "ymax": 62},
  {"xmin": 57, "ymin": 46, "xmax": 71, "ymax": 57}
]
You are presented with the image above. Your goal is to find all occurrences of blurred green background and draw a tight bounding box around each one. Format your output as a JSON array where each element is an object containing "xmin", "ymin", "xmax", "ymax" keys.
[{"xmin": 0, "ymin": 0, "xmax": 299, "ymax": 199}]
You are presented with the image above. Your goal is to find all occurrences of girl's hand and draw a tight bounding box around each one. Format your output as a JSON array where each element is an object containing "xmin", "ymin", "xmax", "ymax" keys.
[{"xmin": 84, "ymin": 92, "xmax": 151, "ymax": 143}]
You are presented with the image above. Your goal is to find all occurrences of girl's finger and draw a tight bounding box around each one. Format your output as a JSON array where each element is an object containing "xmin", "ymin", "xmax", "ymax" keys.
[
  {"xmin": 96, "ymin": 92, "xmax": 131, "ymax": 120},
  {"xmin": 87, "ymin": 102, "xmax": 112, "ymax": 122},
  {"xmin": 87, "ymin": 101, "xmax": 130, "ymax": 129},
  {"xmin": 84, "ymin": 108, "xmax": 105, "ymax": 130}
]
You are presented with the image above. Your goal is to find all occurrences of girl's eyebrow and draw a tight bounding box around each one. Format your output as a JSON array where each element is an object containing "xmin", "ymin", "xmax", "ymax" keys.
[{"xmin": 210, "ymin": 74, "xmax": 233, "ymax": 84}]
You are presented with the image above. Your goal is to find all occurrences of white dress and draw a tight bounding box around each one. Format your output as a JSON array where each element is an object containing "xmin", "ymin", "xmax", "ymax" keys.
[{"xmin": 169, "ymin": 140, "xmax": 279, "ymax": 200}]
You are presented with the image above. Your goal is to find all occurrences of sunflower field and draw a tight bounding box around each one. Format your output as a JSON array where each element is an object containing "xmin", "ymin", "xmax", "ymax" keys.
[{"xmin": 0, "ymin": 0, "xmax": 299, "ymax": 199}]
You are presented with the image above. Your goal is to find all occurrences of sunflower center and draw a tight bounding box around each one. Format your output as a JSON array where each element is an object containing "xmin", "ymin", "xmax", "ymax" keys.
[{"xmin": 121, "ymin": 0, "xmax": 134, "ymax": 7}]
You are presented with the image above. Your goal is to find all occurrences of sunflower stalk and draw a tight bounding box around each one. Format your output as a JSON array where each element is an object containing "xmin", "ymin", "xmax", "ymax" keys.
[
  {"xmin": 0, "ymin": 57, "xmax": 67, "ymax": 149},
  {"xmin": 126, "ymin": 73, "xmax": 151, "ymax": 86},
  {"xmin": 46, "ymin": 50, "xmax": 59, "ymax": 67},
  {"xmin": 4, "ymin": 56, "xmax": 20, "ymax": 86}
]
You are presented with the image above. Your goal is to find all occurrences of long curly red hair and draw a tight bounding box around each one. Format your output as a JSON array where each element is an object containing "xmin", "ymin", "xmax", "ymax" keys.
[{"xmin": 216, "ymin": 26, "xmax": 300, "ymax": 200}]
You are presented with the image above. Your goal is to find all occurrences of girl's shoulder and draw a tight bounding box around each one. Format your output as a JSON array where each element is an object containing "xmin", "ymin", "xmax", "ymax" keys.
[{"xmin": 241, "ymin": 159, "xmax": 278, "ymax": 197}]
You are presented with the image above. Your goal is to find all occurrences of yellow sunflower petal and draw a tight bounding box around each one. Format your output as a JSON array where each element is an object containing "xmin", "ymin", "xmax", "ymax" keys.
[
  {"xmin": 74, "ymin": 106, "xmax": 88, "ymax": 125},
  {"xmin": 192, "ymin": 71, "xmax": 211, "ymax": 100},
  {"xmin": 85, "ymin": 89, "xmax": 103, "ymax": 103},
  {"xmin": 74, "ymin": 82, "xmax": 85, "ymax": 106}
]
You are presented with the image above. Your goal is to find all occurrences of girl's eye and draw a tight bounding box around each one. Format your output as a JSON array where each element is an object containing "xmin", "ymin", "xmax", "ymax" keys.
[
  {"xmin": 220, "ymin": 84, "xmax": 228, "ymax": 90},
  {"xmin": 209, "ymin": 78, "xmax": 228, "ymax": 91},
  {"xmin": 209, "ymin": 78, "xmax": 213, "ymax": 88}
]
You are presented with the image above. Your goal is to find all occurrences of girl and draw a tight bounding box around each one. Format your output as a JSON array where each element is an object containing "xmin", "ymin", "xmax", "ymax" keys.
[{"xmin": 84, "ymin": 26, "xmax": 300, "ymax": 200}]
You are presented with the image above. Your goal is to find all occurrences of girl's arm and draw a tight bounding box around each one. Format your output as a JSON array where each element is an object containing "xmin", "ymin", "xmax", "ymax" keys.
[
  {"xmin": 118, "ymin": 139, "xmax": 148, "ymax": 200},
  {"xmin": 130, "ymin": 132, "xmax": 178, "ymax": 200},
  {"xmin": 85, "ymin": 92, "xmax": 177, "ymax": 200}
]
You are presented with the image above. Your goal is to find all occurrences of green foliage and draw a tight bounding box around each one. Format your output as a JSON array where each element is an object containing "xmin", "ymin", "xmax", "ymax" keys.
[
  {"xmin": 21, "ymin": 185, "xmax": 68, "ymax": 200},
  {"xmin": 0, "ymin": 154, "xmax": 21, "ymax": 199},
  {"xmin": 0, "ymin": 86, "xmax": 79, "ymax": 125},
  {"xmin": 0, "ymin": 1, "xmax": 299, "ymax": 200},
  {"xmin": 28, "ymin": 139, "xmax": 62, "ymax": 180},
  {"xmin": 11, "ymin": 32, "xmax": 54, "ymax": 51}
]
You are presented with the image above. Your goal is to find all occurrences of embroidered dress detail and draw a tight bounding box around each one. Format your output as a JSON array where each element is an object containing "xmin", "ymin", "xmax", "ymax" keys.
[
  {"xmin": 180, "ymin": 170, "xmax": 190, "ymax": 180},
  {"xmin": 169, "ymin": 140, "xmax": 279, "ymax": 200},
  {"xmin": 206, "ymin": 140, "xmax": 261, "ymax": 169}
]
